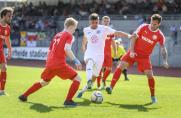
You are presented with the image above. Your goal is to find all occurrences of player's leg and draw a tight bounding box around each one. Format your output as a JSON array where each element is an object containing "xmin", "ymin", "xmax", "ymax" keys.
[
  {"xmin": 64, "ymin": 75, "xmax": 81, "ymax": 106},
  {"xmin": 47, "ymin": 65, "xmax": 80, "ymax": 106},
  {"xmin": 96, "ymin": 69, "xmax": 102, "ymax": 88},
  {"xmin": 85, "ymin": 58, "xmax": 95, "ymax": 89},
  {"xmin": 77, "ymin": 59, "xmax": 102, "ymax": 98},
  {"xmin": 77, "ymin": 74, "xmax": 98, "ymax": 98},
  {"xmin": 122, "ymin": 68, "xmax": 129, "ymax": 81},
  {"xmin": 18, "ymin": 68, "xmax": 54, "ymax": 101},
  {"xmin": 102, "ymin": 67, "xmax": 111, "ymax": 87},
  {"xmin": 106, "ymin": 61, "xmax": 129, "ymax": 94},
  {"xmin": 144, "ymin": 70, "xmax": 157, "ymax": 103},
  {"xmin": 0, "ymin": 63, "xmax": 7, "ymax": 95},
  {"xmin": 138, "ymin": 57, "xmax": 156, "ymax": 103},
  {"xmin": 100, "ymin": 55, "xmax": 112, "ymax": 89}
]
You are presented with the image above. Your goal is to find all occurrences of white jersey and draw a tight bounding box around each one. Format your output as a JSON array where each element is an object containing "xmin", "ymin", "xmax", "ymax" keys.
[
  {"xmin": 84, "ymin": 25, "xmax": 115, "ymax": 56},
  {"xmin": 83, "ymin": 25, "xmax": 116, "ymax": 76}
]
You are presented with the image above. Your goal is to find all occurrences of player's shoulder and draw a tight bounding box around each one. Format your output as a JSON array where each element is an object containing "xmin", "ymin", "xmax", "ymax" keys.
[
  {"xmin": 7, "ymin": 24, "xmax": 11, "ymax": 29},
  {"xmin": 62, "ymin": 31, "xmax": 72, "ymax": 37},
  {"xmin": 55, "ymin": 31, "xmax": 71, "ymax": 39},
  {"xmin": 99, "ymin": 24, "xmax": 109, "ymax": 29},
  {"xmin": 83, "ymin": 26, "xmax": 90, "ymax": 31},
  {"xmin": 157, "ymin": 29, "xmax": 165, "ymax": 38},
  {"xmin": 139, "ymin": 23, "xmax": 149, "ymax": 29}
]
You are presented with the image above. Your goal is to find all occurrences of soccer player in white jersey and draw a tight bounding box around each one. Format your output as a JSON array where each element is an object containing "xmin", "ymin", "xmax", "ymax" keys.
[{"xmin": 77, "ymin": 13, "xmax": 131, "ymax": 98}]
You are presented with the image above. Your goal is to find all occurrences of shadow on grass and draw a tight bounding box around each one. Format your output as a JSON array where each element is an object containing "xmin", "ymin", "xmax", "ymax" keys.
[
  {"xmin": 25, "ymin": 101, "xmax": 77, "ymax": 113},
  {"xmin": 24, "ymin": 98, "xmax": 92, "ymax": 113},
  {"xmin": 76, "ymin": 98, "xmax": 91, "ymax": 106},
  {"xmin": 106, "ymin": 102, "xmax": 160, "ymax": 112}
]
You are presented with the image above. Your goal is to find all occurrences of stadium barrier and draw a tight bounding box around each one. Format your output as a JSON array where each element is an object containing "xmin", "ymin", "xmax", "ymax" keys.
[{"xmin": 4, "ymin": 47, "xmax": 48, "ymax": 60}]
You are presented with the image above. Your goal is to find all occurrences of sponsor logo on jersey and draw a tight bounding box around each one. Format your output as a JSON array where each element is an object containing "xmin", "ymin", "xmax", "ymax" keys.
[{"xmin": 142, "ymin": 36, "xmax": 153, "ymax": 44}]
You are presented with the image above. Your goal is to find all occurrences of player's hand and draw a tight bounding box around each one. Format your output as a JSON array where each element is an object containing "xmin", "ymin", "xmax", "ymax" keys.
[
  {"xmin": 129, "ymin": 51, "xmax": 137, "ymax": 58},
  {"xmin": 73, "ymin": 58, "xmax": 82, "ymax": 70},
  {"xmin": 8, "ymin": 50, "xmax": 12, "ymax": 60},
  {"xmin": 76, "ymin": 64, "xmax": 82, "ymax": 70},
  {"xmin": 81, "ymin": 47, "xmax": 86, "ymax": 54},
  {"xmin": 163, "ymin": 61, "xmax": 169, "ymax": 69}
]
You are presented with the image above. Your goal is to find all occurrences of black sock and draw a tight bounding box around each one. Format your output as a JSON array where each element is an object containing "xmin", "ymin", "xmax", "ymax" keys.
[{"xmin": 122, "ymin": 69, "xmax": 128, "ymax": 80}]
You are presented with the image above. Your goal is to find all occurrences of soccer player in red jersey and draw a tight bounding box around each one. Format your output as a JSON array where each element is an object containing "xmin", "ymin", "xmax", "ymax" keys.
[
  {"xmin": 106, "ymin": 14, "xmax": 169, "ymax": 103},
  {"xmin": 19, "ymin": 17, "xmax": 82, "ymax": 106},
  {"xmin": 96, "ymin": 16, "xmax": 117, "ymax": 89},
  {"xmin": 0, "ymin": 7, "xmax": 13, "ymax": 96}
]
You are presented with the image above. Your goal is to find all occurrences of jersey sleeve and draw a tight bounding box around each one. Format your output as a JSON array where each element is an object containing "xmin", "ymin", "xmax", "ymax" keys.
[
  {"xmin": 65, "ymin": 32, "xmax": 73, "ymax": 45},
  {"xmin": 159, "ymin": 31, "xmax": 165, "ymax": 46},
  {"xmin": 83, "ymin": 28, "xmax": 87, "ymax": 38},
  {"xmin": 104, "ymin": 26, "xmax": 116, "ymax": 36},
  {"xmin": 5, "ymin": 26, "xmax": 11, "ymax": 37},
  {"xmin": 134, "ymin": 23, "xmax": 147, "ymax": 38}
]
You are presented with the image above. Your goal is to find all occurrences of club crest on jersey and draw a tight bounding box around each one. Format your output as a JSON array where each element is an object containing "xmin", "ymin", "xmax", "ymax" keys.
[
  {"xmin": 91, "ymin": 35, "xmax": 99, "ymax": 43},
  {"xmin": 152, "ymin": 35, "xmax": 157, "ymax": 40},
  {"xmin": 97, "ymin": 30, "xmax": 101, "ymax": 34}
]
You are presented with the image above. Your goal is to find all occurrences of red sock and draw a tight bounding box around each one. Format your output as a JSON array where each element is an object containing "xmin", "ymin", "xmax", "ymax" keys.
[
  {"xmin": 23, "ymin": 82, "xmax": 42, "ymax": 97},
  {"xmin": 66, "ymin": 80, "xmax": 80, "ymax": 101},
  {"xmin": 148, "ymin": 77, "xmax": 155, "ymax": 96},
  {"xmin": 97, "ymin": 71, "xmax": 102, "ymax": 87},
  {"xmin": 103, "ymin": 69, "xmax": 111, "ymax": 83},
  {"xmin": 0, "ymin": 72, "xmax": 7, "ymax": 90},
  {"xmin": 110, "ymin": 68, "xmax": 122, "ymax": 89}
]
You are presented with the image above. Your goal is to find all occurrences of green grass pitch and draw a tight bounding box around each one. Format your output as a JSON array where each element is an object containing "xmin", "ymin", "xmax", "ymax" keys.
[{"xmin": 0, "ymin": 66, "xmax": 181, "ymax": 118}]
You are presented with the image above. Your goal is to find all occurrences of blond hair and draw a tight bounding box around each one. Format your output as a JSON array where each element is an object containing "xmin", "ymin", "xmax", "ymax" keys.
[
  {"xmin": 102, "ymin": 16, "xmax": 110, "ymax": 20},
  {"xmin": 64, "ymin": 17, "xmax": 78, "ymax": 28}
]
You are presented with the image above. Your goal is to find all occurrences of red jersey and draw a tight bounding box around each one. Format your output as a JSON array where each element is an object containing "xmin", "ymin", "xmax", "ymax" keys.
[
  {"xmin": 46, "ymin": 31, "xmax": 73, "ymax": 69},
  {"xmin": 134, "ymin": 24, "xmax": 165, "ymax": 57},
  {"xmin": 104, "ymin": 34, "xmax": 114, "ymax": 56},
  {"xmin": 0, "ymin": 24, "xmax": 11, "ymax": 51}
]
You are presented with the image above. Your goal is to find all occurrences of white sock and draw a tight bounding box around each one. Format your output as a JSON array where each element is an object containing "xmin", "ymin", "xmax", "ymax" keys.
[
  {"xmin": 80, "ymin": 85, "xmax": 88, "ymax": 93},
  {"xmin": 86, "ymin": 60, "xmax": 94, "ymax": 81}
]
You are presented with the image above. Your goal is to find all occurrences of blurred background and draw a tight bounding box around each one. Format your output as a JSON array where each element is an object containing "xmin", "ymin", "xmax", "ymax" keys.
[{"xmin": 2, "ymin": 0, "xmax": 181, "ymax": 68}]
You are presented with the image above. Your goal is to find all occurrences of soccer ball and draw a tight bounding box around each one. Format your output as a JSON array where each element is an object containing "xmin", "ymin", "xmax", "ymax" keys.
[{"xmin": 91, "ymin": 91, "xmax": 103, "ymax": 103}]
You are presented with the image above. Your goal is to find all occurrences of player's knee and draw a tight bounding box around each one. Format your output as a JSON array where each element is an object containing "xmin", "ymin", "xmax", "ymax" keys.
[
  {"xmin": 118, "ymin": 61, "xmax": 127, "ymax": 70},
  {"xmin": 86, "ymin": 59, "xmax": 94, "ymax": 69},
  {"xmin": 147, "ymin": 74, "xmax": 154, "ymax": 79},
  {"xmin": 1, "ymin": 64, "xmax": 7, "ymax": 72},
  {"xmin": 40, "ymin": 79, "xmax": 49, "ymax": 86},
  {"xmin": 74, "ymin": 75, "xmax": 81, "ymax": 82},
  {"xmin": 144, "ymin": 70, "xmax": 153, "ymax": 78}
]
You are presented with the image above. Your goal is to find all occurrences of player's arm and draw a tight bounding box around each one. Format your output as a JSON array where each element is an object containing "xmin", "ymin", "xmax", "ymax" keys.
[
  {"xmin": 65, "ymin": 44, "xmax": 82, "ymax": 70},
  {"xmin": 112, "ymin": 40, "xmax": 117, "ymax": 58},
  {"xmin": 114, "ymin": 31, "xmax": 131, "ymax": 39},
  {"xmin": 81, "ymin": 34, "xmax": 87, "ymax": 53},
  {"xmin": 5, "ymin": 36, "xmax": 12, "ymax": 60},
  {"xmin": 129, "ymin": 33, "xmax": 138, "ymax": 58},
  {"xmin": 161, "ymin": 45, "xmax": 169, "ymax": 68}
]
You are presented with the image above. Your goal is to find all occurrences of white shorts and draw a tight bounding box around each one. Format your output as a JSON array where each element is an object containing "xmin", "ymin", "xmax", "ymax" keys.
[{"xmin": 84, "ymin": 53, "xmax": 104, "ymax": 77}]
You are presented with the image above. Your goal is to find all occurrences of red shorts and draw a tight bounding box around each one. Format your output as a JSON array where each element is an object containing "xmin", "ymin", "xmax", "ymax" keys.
[
  {"xmin": 103, "ymin": 54, "xmax": 112, "ymax": 68},
  {"xmin": 0, "ymin": 51, "xmax": 6, "ymax": 64},
  {"xmin": 121, "ymin": 51, "xmax": 152, "ymax": 72},
  {"xmin": 41, "ymin": 64, "xmax": 77, "ymax": 82}
]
